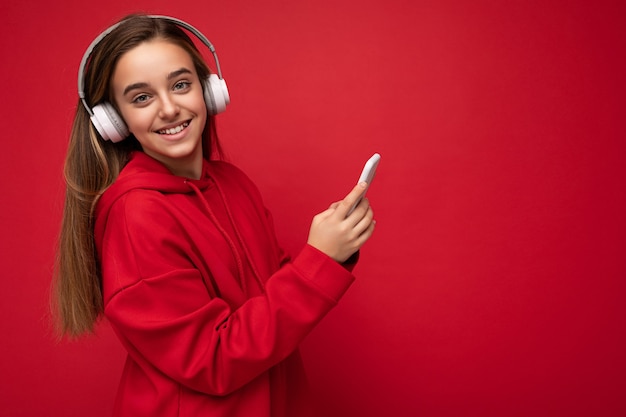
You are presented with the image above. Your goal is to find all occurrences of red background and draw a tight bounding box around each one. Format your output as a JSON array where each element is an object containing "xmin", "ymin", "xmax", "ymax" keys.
[{"xmin": 1, "ymin": 0, "xmax": 625, "ymax": 416}]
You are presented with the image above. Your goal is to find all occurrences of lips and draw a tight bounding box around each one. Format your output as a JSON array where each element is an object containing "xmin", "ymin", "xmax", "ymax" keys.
[{"xmin": 157, "ymin": 121, "xmax": 190, "ymax": 135}]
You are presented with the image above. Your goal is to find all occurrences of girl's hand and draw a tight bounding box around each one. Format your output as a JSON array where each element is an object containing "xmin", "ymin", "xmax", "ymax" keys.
[{"xmin": 307, "ymin": 182, "xmax": 376, "ymax": 263}]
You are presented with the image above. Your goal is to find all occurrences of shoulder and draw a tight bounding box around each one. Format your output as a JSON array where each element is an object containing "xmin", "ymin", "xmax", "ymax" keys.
[
  {"xmin": 97, "ymin": 188, "xmax": 182, "ymax": 242},
  {"xmin": 115, "ymin": 188, "xmax": 180, "ymax": 223},
  {"xmin": 115, "ymin": 188, "xmax": 169, "ymax": 212}
]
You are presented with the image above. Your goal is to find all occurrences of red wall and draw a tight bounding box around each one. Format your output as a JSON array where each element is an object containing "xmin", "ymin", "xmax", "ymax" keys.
[{"xmin": 1, "ymin": 0, "xmax": 625, "ymax": 416}]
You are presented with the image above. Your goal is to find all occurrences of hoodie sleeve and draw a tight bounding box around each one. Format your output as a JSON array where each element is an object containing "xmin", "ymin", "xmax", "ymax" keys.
[{"xmin": 99, "ymin": 190, "xmax": 355, "ymax": 397}]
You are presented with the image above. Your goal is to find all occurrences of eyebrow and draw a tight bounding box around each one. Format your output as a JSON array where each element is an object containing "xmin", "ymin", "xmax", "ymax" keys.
[{"xmin": 122, "ymin": 68, "xmax": 194, "ymax": 96}]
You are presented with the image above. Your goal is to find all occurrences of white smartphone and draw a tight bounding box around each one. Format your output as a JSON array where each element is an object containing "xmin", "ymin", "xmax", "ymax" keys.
[{"xmin": 347, "ymin": 153, "xmax": 381, "ymax": 215}]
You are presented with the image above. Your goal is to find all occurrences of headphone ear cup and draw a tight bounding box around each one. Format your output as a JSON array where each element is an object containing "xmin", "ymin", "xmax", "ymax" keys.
[
  {"xmin": 204, "ymin": 74, "xmax": 230, "ymax": 115},
  {"xmin": 91, "ymin": 102, "xmax": 129, "ymax": 142}
]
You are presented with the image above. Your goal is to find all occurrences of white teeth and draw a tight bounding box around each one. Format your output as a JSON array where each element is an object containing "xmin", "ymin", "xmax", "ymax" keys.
[{"xmin": 158, "ymin": 122, "xmax": 189, "ymax": 135}]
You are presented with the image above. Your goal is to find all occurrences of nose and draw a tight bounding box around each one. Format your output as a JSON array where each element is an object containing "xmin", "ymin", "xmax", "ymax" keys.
[{"xmin": 158, "ymin": 93, "xmax": 180, "ymax": 119}]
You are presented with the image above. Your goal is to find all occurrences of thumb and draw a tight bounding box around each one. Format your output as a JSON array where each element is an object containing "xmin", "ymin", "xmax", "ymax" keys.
[{"xmin": 335, "ymin": 182, "xmax": 368, "ymax": 218}]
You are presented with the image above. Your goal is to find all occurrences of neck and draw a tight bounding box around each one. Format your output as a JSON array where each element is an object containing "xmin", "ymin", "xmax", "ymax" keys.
[
  {"xmin": 169, "ymin": 151, "xmax": 204, "ymax": 179},
  {"xmin": 144, "ymin": 148, "xmax": 204, "ymax": 180}
]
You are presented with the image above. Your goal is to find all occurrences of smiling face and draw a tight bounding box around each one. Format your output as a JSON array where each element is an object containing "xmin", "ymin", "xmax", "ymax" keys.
[{"xmin": 111, "ymin": 39, "xmax": 208, "ymax": 179}]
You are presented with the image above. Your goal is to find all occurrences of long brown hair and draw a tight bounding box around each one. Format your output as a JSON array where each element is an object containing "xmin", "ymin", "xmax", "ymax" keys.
[{"xmin": 53, "ymin": 14, "xmax": 222, "ymax": 338}]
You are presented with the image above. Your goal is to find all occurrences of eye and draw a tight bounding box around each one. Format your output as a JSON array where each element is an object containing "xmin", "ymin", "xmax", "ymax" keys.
[
  {"xmin": 132, "ymin": 94, "xmax": 151, "ymax": 104},
  {"xmin": 173, "ymin": 81, "xmax": 191, "ymax": 91}
]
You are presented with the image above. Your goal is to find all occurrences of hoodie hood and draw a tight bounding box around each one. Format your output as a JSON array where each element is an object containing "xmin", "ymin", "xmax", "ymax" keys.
[{"xmin": 94, "ymin": 151, "xmax": 213, "ymax": 238}]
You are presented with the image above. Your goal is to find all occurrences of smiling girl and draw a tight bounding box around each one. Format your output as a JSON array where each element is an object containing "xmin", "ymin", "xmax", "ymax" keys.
[{"xmin": 54, "ymin": 14, "xmax": 375, "ymax": 417}]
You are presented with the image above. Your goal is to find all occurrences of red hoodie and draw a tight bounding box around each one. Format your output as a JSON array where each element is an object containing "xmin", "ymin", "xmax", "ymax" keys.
[{"xmin": 93, "ymin": 151, "xmax": 356, "ymax": 417}]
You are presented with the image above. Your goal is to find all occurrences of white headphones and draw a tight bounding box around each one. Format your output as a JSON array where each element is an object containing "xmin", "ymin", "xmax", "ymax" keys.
[{"xmin": 77, "ymin": 15, "xmax": 230, "ymax": 143}]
